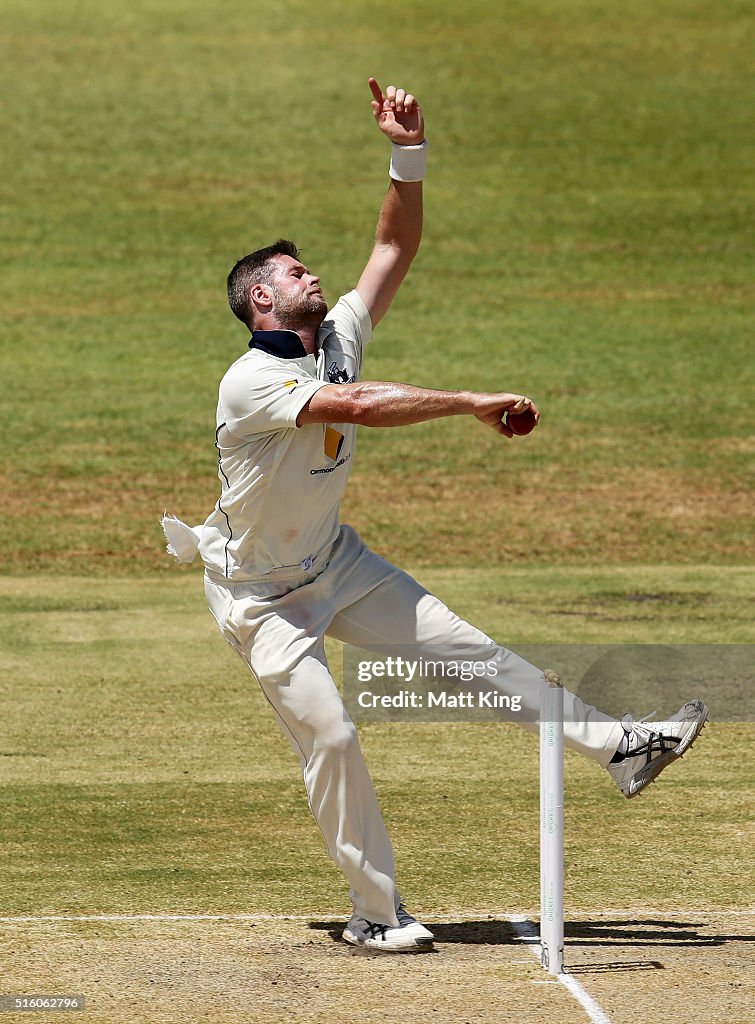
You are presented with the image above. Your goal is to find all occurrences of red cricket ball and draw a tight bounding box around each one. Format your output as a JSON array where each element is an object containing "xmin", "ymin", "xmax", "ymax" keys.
[{"xmin": 507, "ymin": 408, "xmax": 538, "ymax": 436}]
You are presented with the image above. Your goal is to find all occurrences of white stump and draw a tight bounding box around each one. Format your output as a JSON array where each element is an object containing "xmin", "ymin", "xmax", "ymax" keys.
[{"xmin": 540, "ymin": 669, "xmax": 564, "ymax": 975}]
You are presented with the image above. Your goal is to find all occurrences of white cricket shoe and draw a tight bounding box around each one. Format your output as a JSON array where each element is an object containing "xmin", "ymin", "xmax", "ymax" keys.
[
  {"xmin": 343, "ymin": 903, "xmax": 435, "ymax": 953},
  {"xmin": 607, "ymin": 699, "xmax": 709, "ymax": 798}
]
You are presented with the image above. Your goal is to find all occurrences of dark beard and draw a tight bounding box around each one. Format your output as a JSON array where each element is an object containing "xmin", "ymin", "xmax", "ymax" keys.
[{"xmin": 271, "ymin": 286, "xmax": 328, "ymax": 333}]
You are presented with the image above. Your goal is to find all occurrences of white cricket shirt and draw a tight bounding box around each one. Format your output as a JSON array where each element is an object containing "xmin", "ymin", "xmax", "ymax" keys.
[{"xmin": 198, "ymin": 290, "xmax": 371, "ymax": 580}]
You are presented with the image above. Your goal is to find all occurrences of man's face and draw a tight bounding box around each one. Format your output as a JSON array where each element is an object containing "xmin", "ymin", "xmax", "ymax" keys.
[{"xmin": 268, "ymin": 255, "xmax": 327, "ymax": 330}]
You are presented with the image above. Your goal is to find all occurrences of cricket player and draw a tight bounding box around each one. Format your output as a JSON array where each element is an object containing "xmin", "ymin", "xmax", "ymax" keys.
[{"xmin": 163, "ymin": 79, "xmax": 708, "ymax": 953}]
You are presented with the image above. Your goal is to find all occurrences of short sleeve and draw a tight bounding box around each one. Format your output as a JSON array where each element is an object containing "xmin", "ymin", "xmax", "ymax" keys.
[
  {"xmin": 219, "ymin": 358, "xmax": 329, "ymax": 438},
  {"xmin": 325, "ymin": 290, "xmax": 373, "ymax": 349}
]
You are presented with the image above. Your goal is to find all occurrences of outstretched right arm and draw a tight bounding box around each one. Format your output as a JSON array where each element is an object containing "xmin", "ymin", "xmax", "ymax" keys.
[{"xmin": 296, "ymin": 381, "xmax": 539, "ymax": 438}]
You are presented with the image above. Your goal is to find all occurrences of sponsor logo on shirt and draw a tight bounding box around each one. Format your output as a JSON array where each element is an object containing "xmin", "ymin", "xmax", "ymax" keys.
[
  {"xmin": 324, "ymin": 427, "xmax": 345, "ymax": 461},
  {"xmin": 327, "ymin": 361, "xmax": 355, "ymax": 384},
  {"xmin": 310, "ymin": 426, "xmax": 350, "ymax": 475},
  {"xmin": 283, "ymin": 379, "xmax": 299, "ymax": 391},
  {"xmin": 310, "ymin": 453, "xmax": 351, "ymax": 476}
]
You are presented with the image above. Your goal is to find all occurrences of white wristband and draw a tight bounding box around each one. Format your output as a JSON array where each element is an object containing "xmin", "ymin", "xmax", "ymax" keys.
[{"xmin": 389, "ymin": 139, "xmax": 428, "ymax": 182}]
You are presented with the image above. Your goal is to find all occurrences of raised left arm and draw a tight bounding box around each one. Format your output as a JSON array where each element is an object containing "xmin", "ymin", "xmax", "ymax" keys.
[{"xmin": 356, "ymin": 79, "xmax": 426, "ymax": 329}]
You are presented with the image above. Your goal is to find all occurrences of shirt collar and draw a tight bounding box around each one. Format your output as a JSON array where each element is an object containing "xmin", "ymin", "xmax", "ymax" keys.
[{"xmin": 248, "ymin": 329, "xmax": 309, "ymax": 358}]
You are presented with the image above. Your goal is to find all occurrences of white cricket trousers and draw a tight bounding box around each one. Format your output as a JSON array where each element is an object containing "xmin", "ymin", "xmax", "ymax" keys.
[{"xmin": 204, "ymin": 524, "xmax": 624, "ymax": 927}]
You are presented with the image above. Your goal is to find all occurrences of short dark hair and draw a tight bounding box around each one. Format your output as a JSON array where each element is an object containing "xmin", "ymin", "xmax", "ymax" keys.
[{"xmin": 227, "ymin": 239, "xmax": 300, "ymax": 328}]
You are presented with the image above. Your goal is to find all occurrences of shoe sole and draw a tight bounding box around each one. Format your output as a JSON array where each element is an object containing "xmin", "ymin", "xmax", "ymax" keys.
[
  {"xmin": 624, "ymin": 702, "xmax": 709, "ymax": 799},
  {"xmin": 342, "ymin": 927, "xmax": 434, "ymax": 953}
]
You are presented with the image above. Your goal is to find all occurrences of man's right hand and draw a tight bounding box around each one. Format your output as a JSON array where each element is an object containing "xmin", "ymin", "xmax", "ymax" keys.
[{"xmin": 472, "ymin": 393, "xmax": 540, "ymax": 438}]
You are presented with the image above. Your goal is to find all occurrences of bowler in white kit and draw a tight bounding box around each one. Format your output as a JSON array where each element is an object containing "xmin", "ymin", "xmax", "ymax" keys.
[{"xmin": 163, "ymin": 79, "xmax": 708, "ymax": 953}]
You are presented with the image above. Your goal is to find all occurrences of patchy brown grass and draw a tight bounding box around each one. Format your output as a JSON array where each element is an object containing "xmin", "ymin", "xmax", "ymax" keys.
[
  {"xmin": 1, "ymin": 470, "xmax": 217, "ymax": 575},
  {"xmin": 2, "ymin": 459, "xmax": 751, "ymax": 576},
  {"xmin": 343, "ymin": 463, "xmax": 753, "ymax": 567}
]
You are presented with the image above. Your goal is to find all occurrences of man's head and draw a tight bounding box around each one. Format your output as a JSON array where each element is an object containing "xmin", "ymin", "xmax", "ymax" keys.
[{"xmin": 227, "ymin": 240, "xmax": 327, "ymax": 333}]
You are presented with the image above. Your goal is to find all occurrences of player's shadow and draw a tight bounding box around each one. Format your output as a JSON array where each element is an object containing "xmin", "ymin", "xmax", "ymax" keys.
[
  {"xmin": 309, "ymin": 917, "xmax": 753, "ymax": 951},
  {"xmin": 563, "ymin": 919, "xmax": 751, "ymax": 949}
]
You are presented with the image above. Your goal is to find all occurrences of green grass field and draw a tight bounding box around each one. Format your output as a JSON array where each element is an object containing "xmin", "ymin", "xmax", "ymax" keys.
[
  {"xmin": 0, "ymin": 0, "xmax": 753, "ymax": 1021},
  {"xmin": 1, "ymin": 0, "xmax": 752, "ymax": 572}
]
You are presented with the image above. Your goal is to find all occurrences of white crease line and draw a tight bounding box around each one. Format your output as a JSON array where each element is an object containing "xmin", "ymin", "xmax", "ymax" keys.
[
  {"xmin": 0, "ymin": 913, "xmax": 342, "ymax": 923},
  {"xmin": 518, "ymin": 907, "xmax": 755, "ymax": 917},
  {"xmin": 507, "ymin": 915, "xmax": 613, "ymax": 1024}
]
